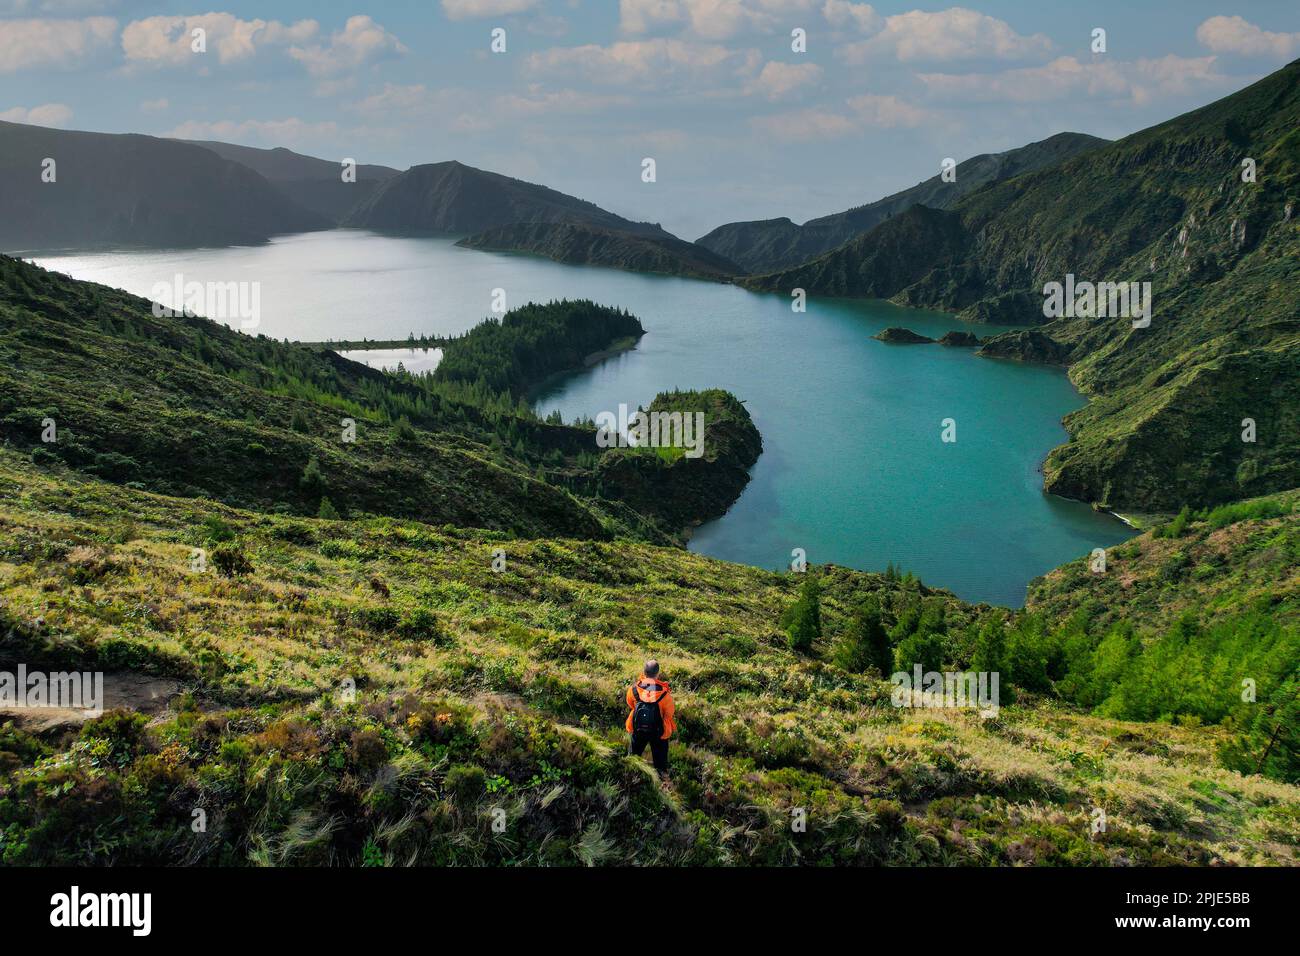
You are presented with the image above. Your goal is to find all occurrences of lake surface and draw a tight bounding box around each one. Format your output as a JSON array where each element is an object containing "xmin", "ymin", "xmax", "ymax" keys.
[{"xmin": 32, "ymin": 229, "xmax": 1134, "ymax": 606}]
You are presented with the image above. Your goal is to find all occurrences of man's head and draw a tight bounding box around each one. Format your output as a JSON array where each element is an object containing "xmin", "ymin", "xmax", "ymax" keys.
[{"xmin": 643, "ymin": 659, "xmax": 660, "ymax": 679}]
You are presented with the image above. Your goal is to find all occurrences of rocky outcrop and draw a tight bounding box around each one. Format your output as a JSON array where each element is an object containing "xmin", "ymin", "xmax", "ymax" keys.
[{"xmin": 874, "ymin": 327, "xmax": 935, "ymax": 344}]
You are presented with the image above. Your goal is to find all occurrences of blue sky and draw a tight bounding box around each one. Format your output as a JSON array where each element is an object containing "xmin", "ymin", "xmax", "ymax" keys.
[{"xmin": 3, "ymin": 1, "xmax": 1299, "ymax": 237}]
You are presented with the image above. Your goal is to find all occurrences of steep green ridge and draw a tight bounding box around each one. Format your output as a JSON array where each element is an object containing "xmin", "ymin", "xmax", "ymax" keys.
[
  {"xmin": 343, "ymin": 161, "xmax": 669, "ymax": 238},
  {"xmin": 0, "ymin": 256, "xmax": 612, "ymax": 538},
  {"xmin": 698, "ymin": 133, "xmax": 1106, "ymax": 273},
  {"xmin": 1, "ymin": 453, "xmax": 1296, "ymax": 865},
  {"xmin": 747, "ymin": 60, "xmax": 1300, "ymax": 512},
  {"xmin": 182, "ymin": 140, "xmax": 400, "ymax": 224},
  {"xmin": 457, "ymin": 221, "xmax": 744, "ymax": 280},
  {"xmin": 0, "ymin": 121, "xmax": 330, "ymax": 250}
]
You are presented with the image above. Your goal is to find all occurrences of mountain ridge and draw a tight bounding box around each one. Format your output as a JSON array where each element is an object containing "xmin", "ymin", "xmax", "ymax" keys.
[{"xmin": 698, "ymin": 132, "xmax": 1108, "ymax": 273}]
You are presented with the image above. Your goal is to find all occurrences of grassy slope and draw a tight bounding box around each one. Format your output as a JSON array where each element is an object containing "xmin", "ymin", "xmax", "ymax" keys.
[
  {"xmin": 1, "ymin": 452, "xmax": 1296, "ymax": 865},
  {"xmin": 1029, "ymin": 491, "xmax": 1300, "ymax": 632}
]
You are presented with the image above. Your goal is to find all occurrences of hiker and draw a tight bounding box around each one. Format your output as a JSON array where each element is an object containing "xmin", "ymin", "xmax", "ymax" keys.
[{"xmin": 626, "ymin": 659, "xmax": 675, "ymax": 777}]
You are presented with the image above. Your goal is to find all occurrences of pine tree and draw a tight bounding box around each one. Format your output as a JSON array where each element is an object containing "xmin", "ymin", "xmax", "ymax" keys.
[{"xmin": 782, "ymin": 574, "xmax": 822, "ymax": 654}]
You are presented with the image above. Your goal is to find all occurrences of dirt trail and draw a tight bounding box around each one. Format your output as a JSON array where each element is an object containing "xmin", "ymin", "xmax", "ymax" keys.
[{"xmin": 0, "ymin": 672, "xmax": 181, "ymax": 732}]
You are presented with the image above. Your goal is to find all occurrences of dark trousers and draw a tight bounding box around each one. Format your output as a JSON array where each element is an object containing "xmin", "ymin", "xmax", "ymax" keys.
[{"xmin": 629, "ymin": 731, "xmax": 669, "ymax": 774}]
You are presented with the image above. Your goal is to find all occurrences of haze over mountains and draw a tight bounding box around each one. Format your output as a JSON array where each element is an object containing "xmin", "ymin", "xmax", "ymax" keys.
[
  {"xmin": 697, "ymin": 132, "xmax": 1109, "ymax": 274},
  {"xmin": 0, "ymin": 121, "xmax": 330, "ymax": 250},
  {"xmin": 180, "ymin": 140, "xmax": 400, "ymax": 224}
]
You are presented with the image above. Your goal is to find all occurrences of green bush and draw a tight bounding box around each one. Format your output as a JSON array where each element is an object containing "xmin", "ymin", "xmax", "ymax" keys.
[{"xmin": 211, "ymin": 541, "xmax": 253, "ymax": 577}]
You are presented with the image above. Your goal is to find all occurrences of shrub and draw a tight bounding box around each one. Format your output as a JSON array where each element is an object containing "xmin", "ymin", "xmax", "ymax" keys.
[
  {"xmin": 649, "ymin": 609, "xmax": 675, "ymax": 639},
  {"xmin": 317, "ymin": 496, "xmax": 340, "ymax": 520},
  {"xmin": 348, "ymin": 729, "xmax": 389, "ymax": 772},
  {"xmin": 211, "ymin": 542, "xmax": 253, "ymax": 577},
  {"xmin": 445, "ymin": 763, "xmax": 487, "ymax": 805},
  {"xmin": 300, "ymin": 456, "xmax": 325, "ymax": 495}
]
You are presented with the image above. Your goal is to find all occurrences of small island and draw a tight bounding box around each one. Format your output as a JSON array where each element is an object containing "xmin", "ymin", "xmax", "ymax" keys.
[
  {"xmin": 938, "ymin": 331, "xmax": 984, "ymax": 347},
  {"xmin": 873, "ymin": 327, "xmax": 935, "ymax": 344}
]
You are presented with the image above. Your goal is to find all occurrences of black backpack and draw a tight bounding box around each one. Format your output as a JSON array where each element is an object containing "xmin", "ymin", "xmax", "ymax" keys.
[{"xmin": 632, "ymin": 682, "xmax": 664, "ymax": 736}]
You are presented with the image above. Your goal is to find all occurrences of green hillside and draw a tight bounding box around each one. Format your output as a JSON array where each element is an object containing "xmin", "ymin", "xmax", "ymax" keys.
[
  {"xmin": 746, "ymin": 60, "xmax": 1300, "ymax": 514},
  {"xmin": 1, "ymin": 451, "xmax": 1297, "ymax": 865}
]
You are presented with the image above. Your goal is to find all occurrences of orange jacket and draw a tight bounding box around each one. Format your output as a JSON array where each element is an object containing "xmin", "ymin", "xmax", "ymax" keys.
[{"xmin": 625, "ymin": 676, "xmax": 675, "ymax": 739}]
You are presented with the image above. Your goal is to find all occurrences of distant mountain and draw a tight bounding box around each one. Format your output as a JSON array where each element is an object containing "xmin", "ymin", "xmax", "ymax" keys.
[
  {"xmin": 0, "ymin": 121, "xmax": 330, "ymax": 251},
  {"xmin": 183, "ymin": 140, "xmax": 400, "ymax": 223},
  {"xmin": 343, "ymin": 160, "xmax": 670, "ymax": 237},
  {"xmin": 747, "ymin": 59, "xmax": 1300, "ymax": 513},
  {"xmin": 457, "ymin": 221, "xmax": 743, "ymax": 280},
  {"xmin": 698, "ymin": 133, "xmax": 1107, "ymax": 273}
]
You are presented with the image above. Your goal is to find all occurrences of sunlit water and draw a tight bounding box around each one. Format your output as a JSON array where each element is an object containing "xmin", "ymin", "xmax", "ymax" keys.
[{"xmin": 32, "ymin": 229, "xmax": 1133, "ymax": 606}]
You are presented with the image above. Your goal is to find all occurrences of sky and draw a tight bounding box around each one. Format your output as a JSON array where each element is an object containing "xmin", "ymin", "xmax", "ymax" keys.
[{"xmin": 2, "ymin": 1, "xmax": 1299, "ymax": 238}]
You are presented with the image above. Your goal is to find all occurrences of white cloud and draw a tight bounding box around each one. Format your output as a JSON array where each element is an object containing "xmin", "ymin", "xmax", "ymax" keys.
[
  {"xmin": 166, "ymin": 117, "xmax": 340, "ymax": 146},
  {"xmin": 441, "ymin": 0, "xmax": 540, "ymax": 20},
  {"xmin": 748, "ymin": 60, "xmax": 822, "ymax": 99},
  {"xmin": 845, "ymin": 92, "xmax": 930, "ymax": 126},
  {"xmin": 288, "ymin": 15, "xmax": 407, "ymax": 77},
  {"xmin": 821, "ymin": 0, "xmax": 879, "ymax": 33},
  {"xmin": 1, "ymin": 0, "xmax": 118, "ymax": 11},
  {"xmin": 496, "ymin": 86, "xmax": 633, "ymax": 115},
  {"xmin": 752, "ymin": 108, "xmax": 855, "ymax": 141},
  {"xmin": 916, "ymin": 54, "xmax": 1228, "ymax": 106},
  {"xmin": 0, "ymin": 16, "xmax": 115, "ymax": 73},
  {"xmin": 347, "ymin": 83, "xmax": 437, "ymax": 113},
  {"xmin": 121, "ymin": 14, "xmax": 318, "ymax": 68},
  {"xmin": 527, "ymin": 37, "xmax": 759, "ymax": 88},
  {"xmin": 751, "ymin": 92, "xmax": 927, "ymax": 141},
  {"xmin": 837, "ymin": 7, "xmax": 1052, "ymax": 65},
  {"xmin": 620, "ymin": 0, "xmax": 683, "ymax": 34},
  {"xmin": 1196, "ymin": 15, "xmax": 1300, "ymax": 59},
  {"xmin": 0, "ymin": 102, "xmax": 74, "ymax": 126},
  {"xmin": 140, "ymin": 97, "xmax": 169, "ymax": 112},
  {"xmin": 620, "ymin": 0, "xmax": 820, "ymax": 40}
]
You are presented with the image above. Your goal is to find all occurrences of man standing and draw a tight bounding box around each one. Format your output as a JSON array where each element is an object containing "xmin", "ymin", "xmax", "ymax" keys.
[{"xmin": 626, "ymin": 659, "xmax": 675, "ymax": 778}]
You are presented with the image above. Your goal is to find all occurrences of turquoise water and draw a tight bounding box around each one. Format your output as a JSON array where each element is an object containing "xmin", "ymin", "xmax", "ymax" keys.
[{"xmin": 33, "ymin": 229, "xmax": 1133, "ymax": 607}]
